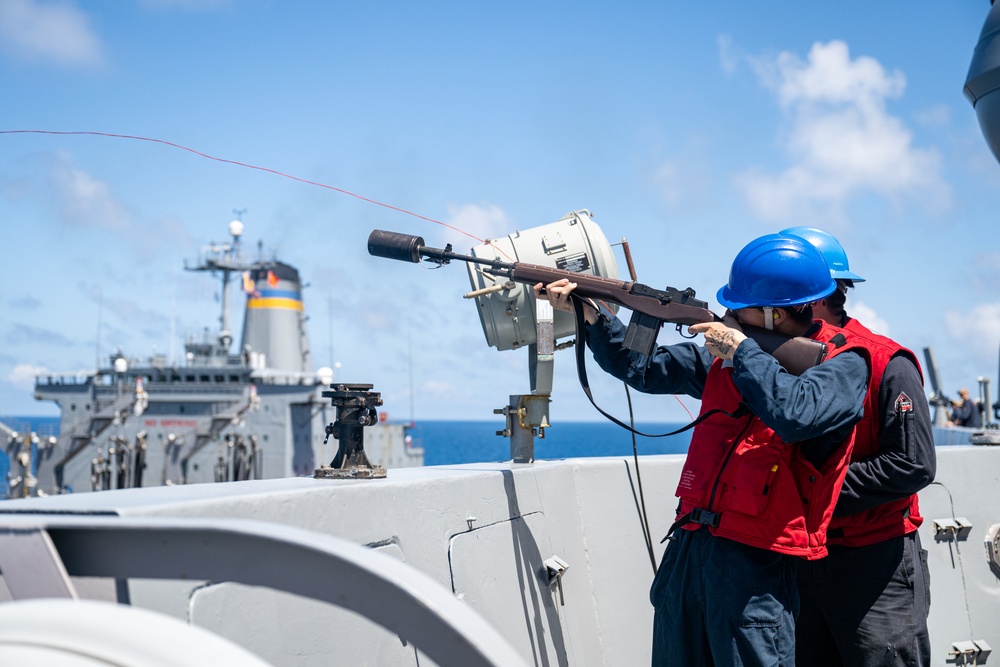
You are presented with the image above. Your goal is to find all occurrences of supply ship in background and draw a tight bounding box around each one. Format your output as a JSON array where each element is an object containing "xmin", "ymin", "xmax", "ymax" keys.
[{"xmin": 5, "ymin": 220, "xmax": 421, "ymax": 498}]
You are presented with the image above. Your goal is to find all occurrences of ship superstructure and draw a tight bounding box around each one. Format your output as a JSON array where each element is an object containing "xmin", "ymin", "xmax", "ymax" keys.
[{"xmin": 24, "ymin": 219, "xmax": 422, "ymax": 496}]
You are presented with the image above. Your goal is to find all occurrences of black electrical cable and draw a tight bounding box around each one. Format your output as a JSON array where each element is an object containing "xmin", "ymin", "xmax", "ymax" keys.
[
  {"xmin": 622, "ymin": 384, "xmax": 658, "ymax": 573},
  {"xmin": 571, "ymin": 299, "xmax": 724, "ymax": 438}
]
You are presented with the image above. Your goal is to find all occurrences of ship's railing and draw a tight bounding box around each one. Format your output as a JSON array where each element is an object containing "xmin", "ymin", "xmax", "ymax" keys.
[
  {"xmin": 0, "ymin": 514, "xmax": 527, "ymax": 667},
  {"xmin": 93, "ymin": 384, "xmax": 246, "ymax": 400},
  {"xmin": 34, "ymin": 372, "xmax": 253, "ymax": 395},
  {"xmin": 0, "ymin": 418, "xmax": 57, "ymax": 441},
  {"xmin": 143, "ymin": 372, "xmax": 250, "ymax": 384},
  {"xmin": 249, "ymin": 371, "xmax": 325, "ymax": 386},
  {"xmin": 36, "ymin": 371, "xmax": 325, "ymax": 390},
  {"xmin": 34, "ymin": 374, "xmax": 94, "ymax": 388},
  {"xmin": 99, "ymin": 372, "xmax": 251, "ymax": 387}
]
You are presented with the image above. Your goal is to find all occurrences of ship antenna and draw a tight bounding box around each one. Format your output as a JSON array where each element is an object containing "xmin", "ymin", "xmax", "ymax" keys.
[
  {"xmin": 217, "ymin": 215, "xmax": 246, "ymax": 351},
  {"xmin": 408, "ymin": 331, "xmax": 415, "ymax": 426},
  {"xmin": 95, "ymin": 287, "xmax": 103, "ymax": 368}
]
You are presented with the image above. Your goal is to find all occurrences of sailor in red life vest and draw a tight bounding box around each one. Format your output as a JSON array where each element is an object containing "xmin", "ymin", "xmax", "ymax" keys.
[
  {"xmin": 783, "ymin": 227, "xmax": 934, "ymax": 667},
  {"xmin": 535, "ymin": 234, "xmax": 871, "ymax": 666}
]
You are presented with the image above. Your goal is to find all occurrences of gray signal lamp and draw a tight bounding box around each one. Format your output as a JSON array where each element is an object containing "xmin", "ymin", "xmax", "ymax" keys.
[{"xmin": 463, "ymin": 210, "xmax": 619, "ymax": 352}]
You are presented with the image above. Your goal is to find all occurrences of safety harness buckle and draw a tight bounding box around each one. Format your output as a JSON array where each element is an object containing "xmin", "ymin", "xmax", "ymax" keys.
[
  {"xmin": 690, "ymin": 507, "xmax": 721, "ymax": 528},
  {"xmin": 660, "ymin": 507, "xmax": 722, "ymax": 543}
]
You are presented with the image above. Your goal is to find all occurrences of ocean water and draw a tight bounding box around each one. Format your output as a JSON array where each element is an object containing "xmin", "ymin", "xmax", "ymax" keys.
[
  {"xmin": 409, "ymin": 420, "xmax": 692, "ymax": 466},
  {"xmin": 1, "ymin": 416, "xmax": 692, "ymax": 467}
]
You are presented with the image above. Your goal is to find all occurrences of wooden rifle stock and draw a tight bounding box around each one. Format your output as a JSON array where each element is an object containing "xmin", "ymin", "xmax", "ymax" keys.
[
  {"xmin": 504, "ymin": 263, "xmax": 828, "ymax": 376},
  {"xmin": 736, "ymin": 324, "xmax": 828, "ymax": 377}
]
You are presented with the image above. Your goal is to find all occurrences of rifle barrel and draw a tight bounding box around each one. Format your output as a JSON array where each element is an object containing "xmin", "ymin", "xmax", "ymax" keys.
[
  {"xmin": 368, "ymin": 230, "xmax": 507, "ymax": 269},
  {"xmin": 367, "ymin": 230, "xmax": 426, "ymax": 263}
]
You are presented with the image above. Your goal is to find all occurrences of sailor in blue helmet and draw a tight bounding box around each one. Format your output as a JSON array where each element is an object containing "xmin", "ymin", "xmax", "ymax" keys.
[
  {"xmin": 535, "ymin": 233, "xmax": 871, "ymax": 666},
  {"xmin": 780, "ymin": 226, "xmax": 866, "ymax": 328},
  {"xmin": 782, "ymin": 226, "xmax": 934, "ymax": 667}
]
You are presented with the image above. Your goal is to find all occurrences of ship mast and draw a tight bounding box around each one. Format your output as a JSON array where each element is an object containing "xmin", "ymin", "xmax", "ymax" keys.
[
  {"xmin": 184, "ymin": 214, "xmax": 253, "ymax": 363},
  {"xmin": 218, "ymin": 219, "xmax": 242, "ymax": 350}
]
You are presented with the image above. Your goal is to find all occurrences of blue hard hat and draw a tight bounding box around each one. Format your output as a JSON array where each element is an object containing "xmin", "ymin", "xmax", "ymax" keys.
[
  {"xmin": 717, "ymin": 234, "xmax": 838, "ymax": 310},
  {"xmin": 779, "ymin": 226, "xmax": 866, "ymax": 283}
]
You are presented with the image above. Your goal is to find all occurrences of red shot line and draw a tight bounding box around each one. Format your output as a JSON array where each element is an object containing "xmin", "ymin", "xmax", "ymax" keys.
[{"xmin": 0, "ymin": 129, "xmax": 487, "ymax": 247}]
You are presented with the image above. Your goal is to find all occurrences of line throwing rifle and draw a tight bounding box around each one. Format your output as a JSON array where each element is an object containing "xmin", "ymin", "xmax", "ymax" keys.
[{"xmin": 367, "ymin": 229, "xmax": 828, "ymax": 376}]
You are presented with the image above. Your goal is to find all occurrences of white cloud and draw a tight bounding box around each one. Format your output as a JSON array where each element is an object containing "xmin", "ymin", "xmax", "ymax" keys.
[
  {"xmin": 442, "ymin": 202, "xmax": 513, "ymax": 250},
  {"xmin": 945, "ymin": 303, "xmax": 1000, "ymax": 361},
  {"xmin": 0, "ymin": 0, "xmax": 103, "ymax": 67},
  {"xmin": 847, "ymin": 300, "xmax": 891, "ymax": 337},
  {"xmin": 50, "ymin": 152, "xmax": 132, "ymax": 231},
  {"xmin": 8, "ymin": 363, "xmax": 50, "ymax": 388},
  {"xmin": 421, "ymin": 378, "xmax": 461, "ymax": 401},
  {"xmin": 754, "ymin": 41, "xmax": 905, "ymax": 108},
  {"xmin": 735, "ymin": 40, "xmax": 950, "ymax": 224}
]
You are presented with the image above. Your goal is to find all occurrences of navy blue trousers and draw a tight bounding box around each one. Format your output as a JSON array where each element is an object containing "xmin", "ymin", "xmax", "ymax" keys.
[
  {"xmin": 650, "ymin": 528, "xmax": 798, "ymax": 666},
  {"xmin": 796, "ymin": 532, "xmax": 930, "ymax": 666}
]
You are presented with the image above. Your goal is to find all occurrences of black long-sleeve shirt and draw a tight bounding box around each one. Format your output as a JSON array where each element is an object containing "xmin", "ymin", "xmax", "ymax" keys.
[
  {"xmin": 583, "ymin": 313, "xmax": 868, "ymax": 463},
  {"xmin": 833, "ymin": 353, "xmax": 936, "ymax": 516}
]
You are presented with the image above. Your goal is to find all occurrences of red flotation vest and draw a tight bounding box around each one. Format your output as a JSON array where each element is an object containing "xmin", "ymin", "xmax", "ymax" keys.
[
  {"xmin": 824, "ymin": 317, "xmax": 924, "ymax": 547},
  {"xmin": 674, "ymin": 321, "xmax": 870, "ymax": 560}
]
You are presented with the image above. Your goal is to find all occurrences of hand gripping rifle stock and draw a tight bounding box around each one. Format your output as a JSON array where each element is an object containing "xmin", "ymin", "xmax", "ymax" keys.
[{"xmin": 368, "ymin": 230, "xmax": 828, "ymax": 376}]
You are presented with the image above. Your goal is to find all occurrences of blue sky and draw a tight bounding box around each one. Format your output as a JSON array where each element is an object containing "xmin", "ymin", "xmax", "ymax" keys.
[{"xmin": 1, "ymin": 1, "xmax": 998, "ymax": 426}]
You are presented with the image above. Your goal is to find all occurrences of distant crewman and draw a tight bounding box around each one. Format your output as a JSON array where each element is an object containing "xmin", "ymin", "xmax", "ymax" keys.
[
  {"xmin": 949, "ymin": 388, "xmax": 981, "ymax": 428},
  {"xmin": 783, "ymin": 226, "xmax": 935, "ymax": 667}
]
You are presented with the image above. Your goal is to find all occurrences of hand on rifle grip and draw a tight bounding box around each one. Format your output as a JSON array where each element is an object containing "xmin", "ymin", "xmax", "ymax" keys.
[{"xmin": 533, "ymin": 279, "xmax": 599, "ymax": 324}]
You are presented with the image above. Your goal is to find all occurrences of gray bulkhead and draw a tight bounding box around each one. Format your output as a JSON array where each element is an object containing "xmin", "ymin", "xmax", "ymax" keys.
[{"xmin": 1, "ymin": 446, "xmax": 996, "ymax": 665}]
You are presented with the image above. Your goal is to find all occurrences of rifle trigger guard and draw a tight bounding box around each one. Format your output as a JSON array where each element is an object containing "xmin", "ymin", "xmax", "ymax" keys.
[{"xmin": 676, "ymin": 323, "xmax": 697, "ymax": 339}]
